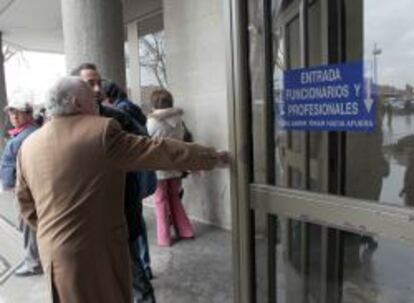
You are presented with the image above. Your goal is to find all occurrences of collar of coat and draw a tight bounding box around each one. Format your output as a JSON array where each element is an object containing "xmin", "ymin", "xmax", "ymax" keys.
[{"xmin": 8, "ymin": 121, "xmax": 35, "ymax": 137}]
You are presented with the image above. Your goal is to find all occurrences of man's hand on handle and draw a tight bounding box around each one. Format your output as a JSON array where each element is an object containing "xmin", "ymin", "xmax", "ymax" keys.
[{"xmin": 216, "ymin": 151, "xmax": 231, "ymax": 168}]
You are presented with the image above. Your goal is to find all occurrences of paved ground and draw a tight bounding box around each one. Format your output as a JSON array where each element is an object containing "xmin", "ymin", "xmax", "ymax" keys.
[{"xmin": 0, "ymin": 192, "xmax": 233, "ymax": 303}]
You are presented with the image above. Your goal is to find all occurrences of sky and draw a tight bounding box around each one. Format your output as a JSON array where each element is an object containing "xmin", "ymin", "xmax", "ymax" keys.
[
  {"xmin": 4, "ymin": 51, "xmax": 65, "ymax": 105},
  {"xmin": 364, "ymin": 0, "xmax": 414, "ymax": 89},
  {"xmin": 4, "ymin": 46, "xmax": 157, "ymax": 107}
]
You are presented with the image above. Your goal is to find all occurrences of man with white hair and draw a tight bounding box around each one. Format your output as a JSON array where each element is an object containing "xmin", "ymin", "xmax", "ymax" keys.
[
  {"xmin": 0, "ymin": 96, "xmax": 42, "ymax": 276},
  {"xmin": 72, "ymin": 63, "xmax": 156, "ymax": 302},
  {"xmin": 15, "ymin": 76, "xmax": 229, "ymax": 303}
]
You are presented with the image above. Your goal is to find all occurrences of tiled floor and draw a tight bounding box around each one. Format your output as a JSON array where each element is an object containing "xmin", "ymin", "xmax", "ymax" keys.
[{"xmin": 0, "ymin": 193, "xmax": 233, "ymax": 303}]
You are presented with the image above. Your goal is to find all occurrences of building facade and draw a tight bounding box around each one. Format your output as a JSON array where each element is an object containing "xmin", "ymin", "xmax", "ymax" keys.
[{"xmin": 2, "ymin": 0, "xmax": 414, "ymax": 302}]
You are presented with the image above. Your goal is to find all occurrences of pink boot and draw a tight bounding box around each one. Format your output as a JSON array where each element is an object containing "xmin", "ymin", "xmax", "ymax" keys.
[
  {"xmin": 168, "ymin": 178, "xmax": 194, "ymax": 239},
  {"xmin": 154, "ymin": 180, "xmax": 172, "ymax": 246}
]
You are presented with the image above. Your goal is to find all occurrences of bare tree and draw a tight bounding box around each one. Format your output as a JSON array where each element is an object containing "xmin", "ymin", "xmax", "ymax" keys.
[
  {"xmin": 3, "ymin": 44, "xmax": 26, "ymax": 65},
  {"xmin": 0, "ymin": 41, "xmax": 25, "ymax": 144},
  {"xmin": 3, "ymin": 44, "xmax": 17, "ymax": 62},
  {"xmin": 0, "ymin": 37, "xmax": 9, "ymax": 144},
  {"xmin": 139, "ymin": 32, "xmax": 167, "ymax": 87}
]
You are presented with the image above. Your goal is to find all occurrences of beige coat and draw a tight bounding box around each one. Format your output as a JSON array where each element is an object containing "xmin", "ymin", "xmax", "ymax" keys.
[{"xmin": 16, "ymin": 115, "xmax": 219, "ymax": 303}]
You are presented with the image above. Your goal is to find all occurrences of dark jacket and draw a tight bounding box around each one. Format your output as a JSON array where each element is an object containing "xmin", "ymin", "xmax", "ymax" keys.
[
  {"xmin": 100, "ymin": 105, "xmax": 138, "ymax": 134},
  {"xmin": 1, "ymin": 124, "xmax": 38, "ymax": 188},
  {"xmin": 112, "ymin": 98, "xmax": 157, "ymax": 199},
  {"xmin": 113, "ymin": 97, "xmax": 147, "ymax": 127},
  {"xmin": 99, "ymin": 105, "xmax": 145, "ymax": 242}
]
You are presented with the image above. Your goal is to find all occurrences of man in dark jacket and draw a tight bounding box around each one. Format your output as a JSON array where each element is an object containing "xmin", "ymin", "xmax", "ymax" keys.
[
  {"xmin": 0, "ymin": 99, "xmax": 42, "ymax": 276},
  {"xmin": 102, "ymin": 80, "xmax": 155, "ymax": 280},
  {"xmin": 71, "ymin": 63, "xmax": 155, "ymax": 303}
]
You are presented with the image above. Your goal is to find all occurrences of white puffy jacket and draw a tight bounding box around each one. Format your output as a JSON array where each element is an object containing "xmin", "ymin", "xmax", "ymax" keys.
[{"xmin": 147, "ymin": 107, "xmax": 185, "ymax": 180}]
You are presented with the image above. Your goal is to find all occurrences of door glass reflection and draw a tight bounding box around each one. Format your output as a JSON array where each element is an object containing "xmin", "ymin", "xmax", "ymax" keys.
[
  {"xmin": 274, "ymin": 217, "xmax": 414, "ymax": 303},
  {"xmin": 342, "ymin": 236, "xmax": 414, "ymax": 303},
  {"xmin": 354, "ymin": 0, "xmax": 414, "ymax": 207}
]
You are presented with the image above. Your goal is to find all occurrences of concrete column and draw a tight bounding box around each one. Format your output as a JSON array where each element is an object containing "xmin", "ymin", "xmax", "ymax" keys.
[
  {"xmin": 0, "ymin": 32, "xmax": 8, "ymax": 140},
  {"xmin": 61, "ymin": 0, "xmax": 126, "ymax": 87},
  {"xmin": 126, "ymin": 21, "xmax": 141, "ymax": 103}
]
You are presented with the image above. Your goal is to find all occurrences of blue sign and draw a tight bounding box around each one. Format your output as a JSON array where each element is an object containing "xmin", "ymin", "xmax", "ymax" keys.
[{"xmin": 278, "ymin": 61, "xmax": 376, "ymax": 131}]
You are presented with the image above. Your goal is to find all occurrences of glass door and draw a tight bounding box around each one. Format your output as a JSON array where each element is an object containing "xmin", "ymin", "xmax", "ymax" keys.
[
  {"xmin": 248, "ymin": 0, "xmax": 334, "ymax": 301},
  {"xmin": 232, "ymin": 0, "xmax": 414, "ymax": 302}
]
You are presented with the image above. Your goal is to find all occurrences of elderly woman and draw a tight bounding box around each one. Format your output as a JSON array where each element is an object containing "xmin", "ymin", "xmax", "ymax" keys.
[{"xmin": 0, "ymin": 98, "xmax": 42, "ymax": 276}]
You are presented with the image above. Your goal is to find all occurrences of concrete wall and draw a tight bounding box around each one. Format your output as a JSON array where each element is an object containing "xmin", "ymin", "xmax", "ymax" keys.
[
  {"xmin": 61, "ymin": 0, "xmax": 125, "ymax": 86},
  {"xmin": 163, "ymin": 0, "xmax": 231, "ymax": 229},
  {"xmin": 123, "ymin": 0, "xmax": 162, "ymax": 23}
]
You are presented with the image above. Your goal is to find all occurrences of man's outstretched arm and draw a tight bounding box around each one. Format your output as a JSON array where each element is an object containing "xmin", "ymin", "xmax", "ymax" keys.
[{"xmin": 104, "ymin": 119, "xmax": 228, "ymax": 172}]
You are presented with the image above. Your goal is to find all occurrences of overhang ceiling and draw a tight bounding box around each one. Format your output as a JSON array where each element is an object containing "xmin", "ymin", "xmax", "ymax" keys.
[
  {"xmin": 0, "ymin": 0, "xmax": 163, "ymax": 54},
  {"xmin": 0, "ymin": 0, "xmax": 63, "ymax": 53}
]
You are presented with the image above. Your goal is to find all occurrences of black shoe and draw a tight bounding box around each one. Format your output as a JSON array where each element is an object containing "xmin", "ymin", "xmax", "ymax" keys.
[{"xmin": 14, "ymin": 263, "xmax": 43, "ymax": 277}]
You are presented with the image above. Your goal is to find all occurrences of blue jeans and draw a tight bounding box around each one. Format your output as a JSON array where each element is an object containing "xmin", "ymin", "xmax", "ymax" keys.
[
  {"xmin": 19, "ymin": 218, "xmax": 41, "ymax": 269},
  {"xmin": 136, "ymin": 212, "xmax": 152, "ymax": 278},
  {"xmin": 130, "ymin": 240, "xmax": 155, "ymax": 303}
]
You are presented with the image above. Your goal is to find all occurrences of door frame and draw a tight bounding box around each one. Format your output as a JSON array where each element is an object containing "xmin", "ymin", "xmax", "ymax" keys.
[{"xmin": 226, "ymin": 0, "xmax": 414, "ymax": 302}]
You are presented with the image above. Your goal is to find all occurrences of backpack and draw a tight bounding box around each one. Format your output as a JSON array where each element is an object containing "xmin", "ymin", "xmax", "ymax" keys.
[
  {"xmin": 128, "ymin": 112, "xmax": 157, "ymax": 199},
  {"xmin": 137, "ymin": 170, "xmax": 157, "ymax": 199}
]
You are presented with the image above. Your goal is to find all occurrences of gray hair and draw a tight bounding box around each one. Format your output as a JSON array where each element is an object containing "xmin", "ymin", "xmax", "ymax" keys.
[{"xmin": 46, "ymin": 76, "xmax": 85, "ymax": 117}]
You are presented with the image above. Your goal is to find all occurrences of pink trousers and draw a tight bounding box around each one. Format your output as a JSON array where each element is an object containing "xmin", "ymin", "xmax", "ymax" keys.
[{"xmin": 154, "ymin": 178, "xmax": 194, "ymax": 246}]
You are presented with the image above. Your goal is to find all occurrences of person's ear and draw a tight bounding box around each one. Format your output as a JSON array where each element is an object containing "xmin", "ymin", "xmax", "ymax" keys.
[{"xmin": 72, "ymin": 96, "xmax": 83, "ymax": 112}]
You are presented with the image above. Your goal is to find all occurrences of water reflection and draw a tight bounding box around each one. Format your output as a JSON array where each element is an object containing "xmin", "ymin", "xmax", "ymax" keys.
[
  {"xmin": 343, "ymin": 237, "xmax": 414, "ymax": 303},
  {"xmin": 340, "ymin": 108, "xmax": 414, "ymax": 303},
  {"xmin": 342, "ymin": 0, "xmax": 414, "ymax": 299},
  {"xmin": 261, "ymin": 0, "xmax": 414, "ymax": 301},
  {"xmin": 380, "ymin": 111, "xmax": 414, "ymax": 207}
]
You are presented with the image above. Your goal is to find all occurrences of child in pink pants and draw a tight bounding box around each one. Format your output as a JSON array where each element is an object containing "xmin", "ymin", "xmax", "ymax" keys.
[
  {"xmin": 153, "ymin": 178, "xmax": 194, "ymax": 246},
  {"xmin": 147, "ymin": 89, "xmax": 194, "ymax": 246}
]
